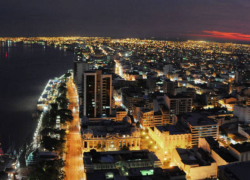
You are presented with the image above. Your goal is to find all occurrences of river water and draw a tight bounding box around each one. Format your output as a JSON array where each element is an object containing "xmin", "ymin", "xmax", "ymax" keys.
[{"xmin": 0, "ymin": 41, "xmax": 76, "ymax": 152}]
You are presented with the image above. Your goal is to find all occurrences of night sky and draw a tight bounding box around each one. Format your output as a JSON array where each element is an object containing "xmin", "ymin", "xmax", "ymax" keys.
[{"xmin": 1, "ymin": 0, "xmax": 250, "ymax": 41}]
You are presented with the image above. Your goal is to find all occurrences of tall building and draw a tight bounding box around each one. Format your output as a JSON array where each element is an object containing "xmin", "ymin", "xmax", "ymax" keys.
[
  {"xmin": 163, "ymin": 64, "xmax": 174, "ymax": 76},
  {"xmin": 164, "ymin": 94, "xmax": 192, "ymax": 115},
  {"xmin": 235, "ymin": 71, "xmax": 243, "ymax": 84},
  {"xmin": 74, "ymin": 60, "xmax": 89, "ymax": 85},
  {"xmin": 163, "ymin": 79, "xmax": 177, "ymax": 95},
  {"xmin": 82, "ymin": 70, "xmax": 112, "ymax": 118},
  {"xmin": 244, "ymin": 70, "xmax": 250, "ymax": 84}
]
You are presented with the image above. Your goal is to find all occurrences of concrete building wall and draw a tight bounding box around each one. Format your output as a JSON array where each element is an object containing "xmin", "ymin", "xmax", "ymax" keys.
[
  {"xmin": 229, "ymin": 146, "xmax": 250, "ymax": 162},
  {"xmin": 189, "ymin": 162, "xmax": 217, "ymax": 180},
  {"xmin": 211, "ymin": 150, "xmax": 229, "ymax": 166},
  {"xmin": 233, "ymin": 105, "xmax": 250, "ymax": 123}
]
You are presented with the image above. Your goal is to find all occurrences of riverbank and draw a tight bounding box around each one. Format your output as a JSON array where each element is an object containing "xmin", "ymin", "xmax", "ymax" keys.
[
  {"xmin": 0, "ymin": 41, "xmax": 75, "ymax": 152},
  {"xmin": 15, "ymin": 72, "xmax": 73, "ymax": 179}
]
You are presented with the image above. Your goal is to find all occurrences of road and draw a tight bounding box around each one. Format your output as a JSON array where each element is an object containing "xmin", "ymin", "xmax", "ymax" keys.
[{"xmin": 64, "ymin": 77, "xmax": 84, "ymax": 180}]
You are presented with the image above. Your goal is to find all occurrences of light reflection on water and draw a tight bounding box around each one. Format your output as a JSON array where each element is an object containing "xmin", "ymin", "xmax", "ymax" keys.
[{"xmin": 0, "ymin": 41, "xmax": 75, "ymax": 152}]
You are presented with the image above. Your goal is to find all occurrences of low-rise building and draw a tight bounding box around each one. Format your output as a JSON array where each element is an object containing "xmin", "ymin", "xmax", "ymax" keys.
[
  {"xmin": 229, "ymin": 142, "xmax": 250, "ymax": 162},
  {"xmin": 81, "ymin": 120, "xmax": 140, "ymax": 152},
  {"xmin": 122, "ymin": 88, "xmax": 145, "ymax": 113},
  {"xmin": 154, "ymin": 111, "xmax": 163, "ymax": 126},
  {"xmin": 140, "ymin": 109, "xmax": 154, "ymax": 127},
  {"xmin": 132, "ymin": 102, "xmax": 145, "ymax": 122},
  {"xmin": 115, "ymin": 108, "xmax": 127, "ymax": 121},
  {"xmin": 172, "ymin": 148, "xmax": 217, "ymax": 180},
  {"xmin": 83, "ymin": 150, "xmax": 162, "ymax": 179},
  {"xmin": 148, "ymin": 125, "xmax": 192, "ymax": 154},
  {"xmin": 238, "ymin": 124, "xmax": 250, "ymax": 141},
  {"xmin": 218, "ymin": 161, "xmax": 250, "ymax": 180},
  {"xmin": 199, "ymin": 137, "xmax": 238, "ymax": 166}
]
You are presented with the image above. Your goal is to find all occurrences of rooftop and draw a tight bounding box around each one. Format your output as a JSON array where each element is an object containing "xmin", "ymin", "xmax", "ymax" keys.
[
  {"xmin": 204, "ymin": 136, "xmax": 219, "ymax": 148},
  {"xmin": 182, "ymin": 113, "xmax": 217, "ymax": 126},
  {"xmin": 155, "ymin": 125, "xmax": 189, "ymax": 135},
  {"xmin": 230, "ymin": 142, "xmax": 250, "ymax": 153},
  {"xmin": 213, "ymin": 147, "xmax": 238, "ymax": 163},
  {"xmin": 176, "ymin": 148, "xmax": 215, "ymax": 166},
  {"xmin": 219, "ymin": 161, "xmax": 250, "ymax": 180},
  {"xmin": 81, "ymin": 120, "xmax": 133, "ymax": 136},
  {"xmin": 84, "ymin": 150, "xmax": 154, "ymax": 164}
]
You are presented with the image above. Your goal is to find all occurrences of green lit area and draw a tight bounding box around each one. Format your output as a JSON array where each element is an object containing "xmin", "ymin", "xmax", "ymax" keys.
[{"xmin": 140, "ymin": 169, "xmax": 154, "ymax": 176}]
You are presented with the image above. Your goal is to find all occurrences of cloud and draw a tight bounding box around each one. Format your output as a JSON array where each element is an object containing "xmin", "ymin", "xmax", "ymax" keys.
[{"xmin": 188, "ymin": 31, "xmax": 250, "ymax": 41}]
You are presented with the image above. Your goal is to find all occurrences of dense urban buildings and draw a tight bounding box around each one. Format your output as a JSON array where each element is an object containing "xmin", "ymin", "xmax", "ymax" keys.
[{"xmin": 1, "ymin": 37, "xmax": 250, "ymax": 180}]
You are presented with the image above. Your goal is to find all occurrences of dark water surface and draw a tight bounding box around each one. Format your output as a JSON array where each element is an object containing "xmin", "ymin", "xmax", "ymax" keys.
[{"xmin": 0, "ymin": 41, "xmax": 75, "ymax": 152}]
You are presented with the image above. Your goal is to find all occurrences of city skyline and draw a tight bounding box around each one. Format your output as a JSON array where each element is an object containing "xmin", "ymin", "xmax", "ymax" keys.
[
  {"xmin": 1, "ymin": 0, "xmax": 250, "ymax": 179},
  {"xmin": 0, "ymin": 0, "xmax": 250, "ymax": 42}
]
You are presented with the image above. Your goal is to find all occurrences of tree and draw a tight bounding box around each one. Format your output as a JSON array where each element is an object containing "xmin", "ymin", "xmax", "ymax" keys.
[
  {"xmin": 50, "ymin": 103, "xmax": 58, "ymax": 111},
  {"xmin": 40, "ymin": 128, "xmax": 54, "ymax": 136},
  {"xmin": 58, "ymin": 86, "xmax": 67, "ymax": 94},
  {"xmin": 57, "ymin": 109, "xmax": 72, "ymax": 116},
  {"xmin": 63, "ymin": 72, "xmax": 71, "ymax": 82},
  {"xmin": 41, "ymin": 136, "xmax": 65, "ymax": 153},
  {"xmin": 64, "ymin": 72, "xmax": 71, "ymax": 78},
  {"xmin": 42, "ymin": 113, "xmax": 56, "ymax": 128},
  {"xmin": 56, "ymin": 97, "xmax": 69, "ymax": 109},
  {"xmin": 56, "ymin": 97, "xmax": 67, "ymax": 104},
  {"xmin": 29, "ymin": 159, "xmax": 66, "ymax": 180},
  {"xmin": 59, "ymin": 82, "xmax": 67, "ymax": 88}
]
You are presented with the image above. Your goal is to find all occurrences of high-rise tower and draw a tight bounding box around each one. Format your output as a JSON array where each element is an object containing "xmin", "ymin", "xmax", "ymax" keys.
[{"xmin": 82, "ymin": 70, "xmax": 112, "ymax": 118}]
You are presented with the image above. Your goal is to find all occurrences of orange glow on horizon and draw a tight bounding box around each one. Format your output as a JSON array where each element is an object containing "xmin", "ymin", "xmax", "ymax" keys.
[{"xmin": 189, "ymin": 31, "xmax": 250, "ymax": 41}]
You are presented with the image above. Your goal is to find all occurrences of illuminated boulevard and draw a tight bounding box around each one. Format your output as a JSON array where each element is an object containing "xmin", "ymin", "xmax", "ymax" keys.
[{"xmin": 64, "ymin": 77, "xmax": 84, "ymax": 180}]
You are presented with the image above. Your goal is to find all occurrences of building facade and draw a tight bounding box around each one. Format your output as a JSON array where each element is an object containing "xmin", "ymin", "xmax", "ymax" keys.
[
  {"xmin": 82, "ymin": 70, "xmax": 112, "ymax": 118},
  {"xmin": 139, "ymin": 109, "xmax": 154, "ymax": 127},
  {"xmin": 233, "ymin": 105, "xmax": 250, "ymax": 124},
  {"xmin": 73, "ymin": 60, "xmax": 89, "ymax": 85},
  {"xmin": 82, "ymin": 121, "xmax": 140, "ymax": 152},
  {"xmin": 181, "ymin": 113, "xmax": 219, "ymax": 146},
  {"xmin": 164, "ymin": 94, "xmax": 192, "ymax": 115},
  {"xmin": 148, "ymin": 126, "xmax": 191, "ymax": 154}
]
